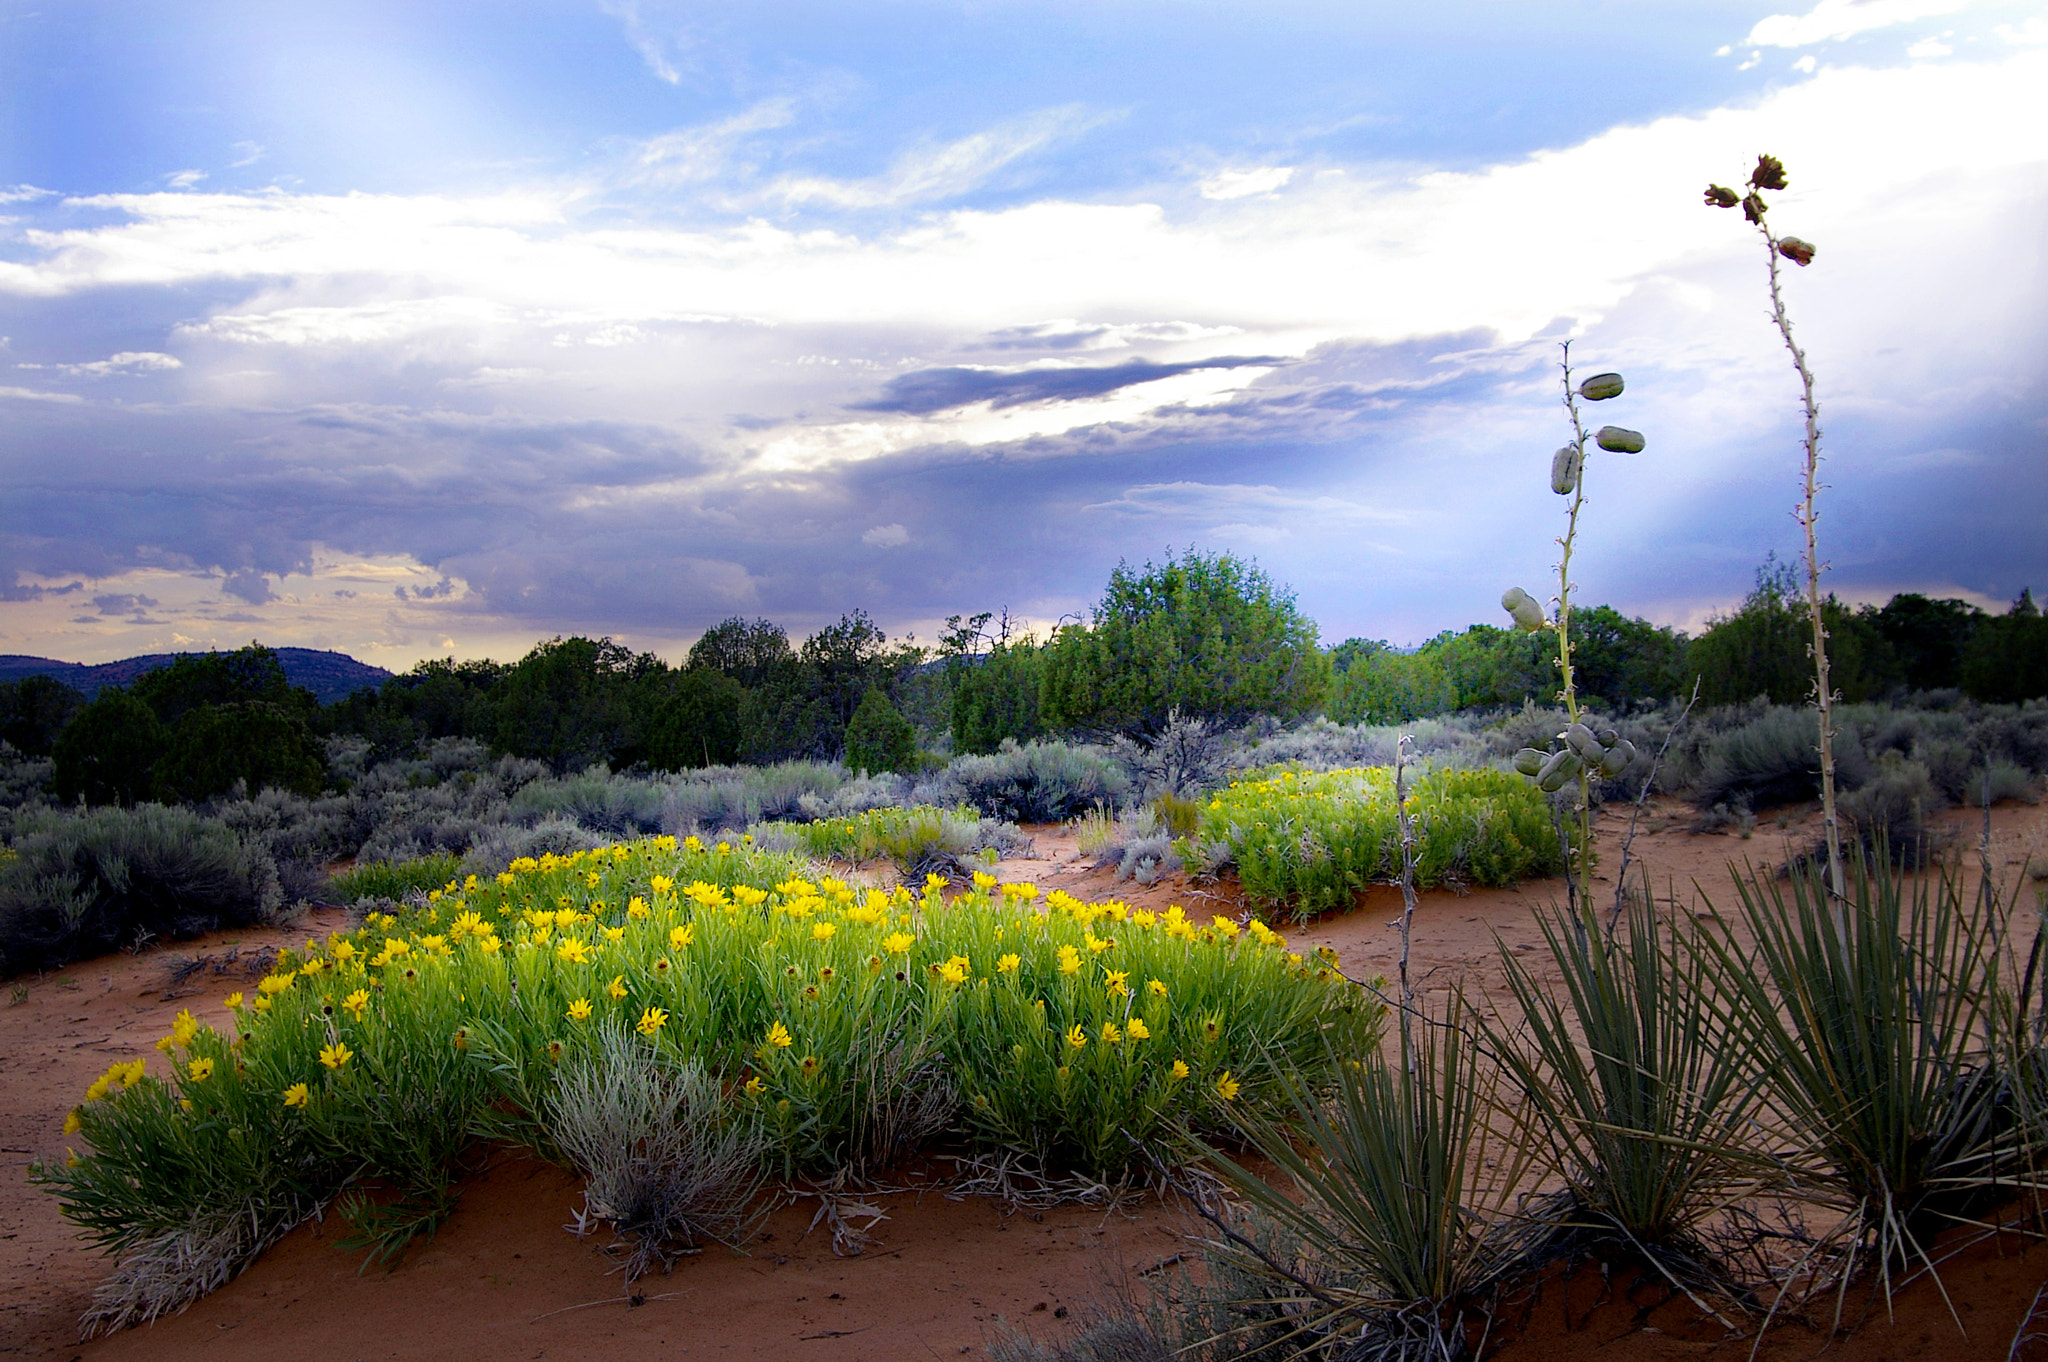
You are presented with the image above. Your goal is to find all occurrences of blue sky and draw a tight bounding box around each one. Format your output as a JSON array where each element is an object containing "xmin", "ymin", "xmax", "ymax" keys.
[{"xmin": 1, "ymin": 0, "xmax": 2044, "ymax": 668}]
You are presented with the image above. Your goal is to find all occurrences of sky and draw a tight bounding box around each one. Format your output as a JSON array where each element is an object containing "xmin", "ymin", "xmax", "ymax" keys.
[{"xmin": 1, "ymin": 0, "xmax": 2044, "ymax": 670}]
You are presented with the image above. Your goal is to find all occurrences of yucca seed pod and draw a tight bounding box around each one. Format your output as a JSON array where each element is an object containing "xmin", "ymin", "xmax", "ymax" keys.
[
  {"xmin": 1704, "ymin": 184, "xmax": 1740, "ymax": 209},
  {"xmin": 1512, "ymin": 747, "xmax": 1547, "ymax": 777},
  {"xmin": 1550, "ymin": 445, "xmax": 1583, "ymax": 495},
  {"xmin": 1536, "ymin": 749, "xmax": 1581, "ymax": 792},
  {"xmin": 1777, "ymin": 236, "xmax": 1816, "ymax": 266},
  {"xmin": 1579, "ymin": 372, "xmax": 1624, "ymax": 401},
  {"xmin": 1742, "ymin": 192, "xmax": 1766, "ymax": 224},
  {"xmin": 1562, "ymin": 723, "xmax": 1601, "ymax": 759},
  {"xmin": 1595, "ymin": 426, "xmax": 1645, "ymax": 453},
  {"xmin": 1750, "ymin": 154, "xmax": 1788, "ymax": 191},
  {"xmin": 1501, "ymin": 586, "xmax": 1547, "ymax": 633},
  {"xmin": 1595, "ymin": 728, "xmax": 1620, "ymax": 748},
  {"xmin": 1597, "ymin": 738, "xmax": 1638, "ymax": 778}
]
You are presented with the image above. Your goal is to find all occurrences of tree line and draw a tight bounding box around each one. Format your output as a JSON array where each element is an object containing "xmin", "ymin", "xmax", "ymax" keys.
[{"xmin": 4, "ymin": 549, "xmax": 2043, "ymax": 806}]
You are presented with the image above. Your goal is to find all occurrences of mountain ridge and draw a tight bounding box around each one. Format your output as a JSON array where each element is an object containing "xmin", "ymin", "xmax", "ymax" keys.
[{"xmin": 0, "ymin": 647, "xmax": 392, "ymax": 704}]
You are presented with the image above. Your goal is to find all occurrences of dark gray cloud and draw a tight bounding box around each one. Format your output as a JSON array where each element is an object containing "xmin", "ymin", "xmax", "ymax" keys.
[
  {"xmin": 91, "ymin": 593, "xmax": 159, "ymax": 614},
  {"xmin": 848, "ymin": 355, "xmax": 1286, "ymax": 415},
  {"xmin": 220, "ymin": 571, "xmax": 273, "ymax": 605}
]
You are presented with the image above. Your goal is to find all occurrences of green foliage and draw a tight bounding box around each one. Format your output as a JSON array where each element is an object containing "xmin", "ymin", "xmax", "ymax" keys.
[
  {"xmin": 686, "ymin": 617, "xmax": 795, "ymax": 689},
  {"xmin": 950, "ymin": 640, "xmax": 1045, "ymax": 754},
  {"xmin": 1874, "ymin": 593, "xmax": 1984, "ymax": 692},
  {"xmin": 1688, "ymin": 557, "xmax": 1894, "ymax": 706},
  {"xmin": 1960, "ymin": 589, "xmax": 2048, "ymax": 703},
  {"xmin": 0, "ymin": 804, "xmax": 281, "ymax": 976},
  {"xmin": 1701, "ymin": 855, "xmax": 2034, "ymax": 1275},
  {"xmin": 933, "ymin": 740, "xmax": 1131, "ymax": 823},
  {"xmin": 1687, "ymin": 704, "xmax": 1868, "ymax": 811},
  {"xmin": 1566, "ymin": 605, "xmax": 1692, "ymax": 706},
  {"xmin": 843, "ymin": 686, "xmax": 918, "ymax": 774},
  {"xmin": 39, "ymin": 838, "xmax": 1373, "ymax": 1299},
  {"xmin": 132, "ymin": 645, "xmax": 312, "ymax": 727},
  {"xmin": 1491, "ymin": 896, "xmax": 1764, "ymax": 1256},
  {"xmin": 1197, "ymin": 766, "xmax": 1562, "ymax": 921},
  {"xmin": 1419, "ymin": 623, "xmax": 1555, "ymax": 710},
  {"xmin": 154, "ymin": 701, "xmax": 326, "ymax": 802},
  {"xmin": 640, "ymin": 668, "xmax": 744, "ymax": 770},
  {"xmin": 0, "ymin": 675, "xmax": 86, "ymax": 757},
  {"xmin": 329, "ymin": 852, "xmax": 466, "ymax": 905},
  {"xmin": 51, "ymin": 689, "xmax": 168, "ymax": 806},
  {"xmin": 1040, "ymin": 550, "xmax": 1330, "ymax": 737},
  {"xmin": 1326, "ymin": 640, "xmax": 1457, "ymax": 724},
  {"xmin": 491, "ymin": 636, "xmax": 662, "ymax": 771}
]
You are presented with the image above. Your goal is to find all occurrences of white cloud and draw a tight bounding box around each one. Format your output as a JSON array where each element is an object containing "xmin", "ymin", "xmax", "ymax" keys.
[
  {"xmin": 1793, "ymin": 54, "xmax": 1819, "ymax": 71},
  {"xmin": 861, "ymin": 523, "xmax": 909, "ymax": 547},
  {"xmin": 166, "ymin": 169, "xmax": 207, "ymax": 190},
  {"xmin": 624, "ymin": 99, "xmax": 798, "ymax": 188},
  {"xmin": 1906, "ymin": 35, "xmax": 1954, "ymax": 56},
  {"xmin": 1998, "ymin": 16, "xmax": 2048, "ymax": 43},
  {"xmin": 764, "ymin": 105, "xmax": 1106, "ymax": 209},
  {"xmin": 24, "ymin": 350, "xmax": 183, "ymax": 377},
  {"xmin": 601, "ymin": 0, "xmax": 693, "ymax": 85},
  {"xmin": 1745, "ymin": 0, "xmax": 1973, "ymax": 48},
  {"xmin": 227, "ymin": 141, "xmax": 265, "ymax": 169},
  {"xmin": 1198, "ymin": 166, "xmax": 1295, "ymax": 201},
  {"xmin": 0, "ymin": 385, "xmax": 83, "ymax": 403}
]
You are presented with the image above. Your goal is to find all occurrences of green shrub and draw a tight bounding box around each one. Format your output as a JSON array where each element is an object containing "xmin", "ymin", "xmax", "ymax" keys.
[
  {"xmin": 1196, "ymin": 765, "xmax": 1562, "ymax": 921},
  {"xmin": 843, "ymin": 686, "xmax": 917, "ymax": 773},
  {"xmin": 1688, "ymin": 704, "xmax": 1869, "ymax": 811},
  {"xmin": 949, "ymin": 640, "xmax": 1045, "ymax": 754},
  {"xmin": 0, "ymin": 675, "xmax": 85, "ymax": 757},
  {"xmin": 0, "ymin": 805, "xmax": 282, "ymax": 976},
  {"xmin": 329, "ymin": 853, "xmax": 466, "ymax": 905},
  {"xmin": 1326, "ymin": 642, "xmax": 1457, "ymax": 724},
  {"xmin": 154, "ymin": 701, "xmax": 326, "ymax": 802},
  {"xmin": 51, "ymin": 690, "xmax": 167, "ymax": 807},
  {"xmin": 1040, "ymin": 550, "xmax": 1330, "ymax": 737},
  {"xmin": 37, "ymin": 836, "xmax": 1373, "ymax": 1317}
]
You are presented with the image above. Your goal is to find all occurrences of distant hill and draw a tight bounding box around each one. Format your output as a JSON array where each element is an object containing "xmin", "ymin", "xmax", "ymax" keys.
[{"xmin": 0, "ymin": 648, "xmax": 392, "ymax": 704}]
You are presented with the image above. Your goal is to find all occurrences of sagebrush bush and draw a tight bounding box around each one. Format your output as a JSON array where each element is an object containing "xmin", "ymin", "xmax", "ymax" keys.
[
  {"xmin": 926, "ymin": 739, "xmax": 1131, "ymax": 822},
  {"xmin": 508, "ymin": 768, "xmax": 667, "ymax": 836},
  {"xmin": 0, "ymin": 805, "xmax": 282, "ymax": 976},
  {"xmin": 1687, "ymin": 705, "xmax": 1870, "ymax": 811}
]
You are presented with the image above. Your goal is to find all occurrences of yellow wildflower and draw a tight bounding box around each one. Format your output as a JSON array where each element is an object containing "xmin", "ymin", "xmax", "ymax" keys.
[
  {"xmin": 318, "ymin": 1042, "xmax": 353, "ymax": 1070},
  {"xmin": 282, "ymin": 1082, "xmax": 311, "ymax": 1108},
  {"xmin": 637, "ymin": 1006, "xmax": 669, "ymax": 1036},
  {"xmin": 257, "ymin": 971, "xmax": 296, "ymax": 996},
  {"xmin": 936, "ymin": 955, "xmax": 970, "ymax": 985},
  {"xmin": 566, "ymin": 998, "xmax": 593, "ymax": 1022},
  {"xmin": 1215, "ymin": 1071, "xmax": 1241, "ymax": 1101},
  {"xmin": 744, "ymin": 1075, "xmax": 766, "ymax": 1096},
  {"xmin": 556, "ymin": 938, "xmax": 592, "ymax": 965},
  {"xmin": 187, "ymin": 1057, "xmax": 215, "ymax": 1081},
  {"xmin": 1126, "ymin": 1017, "xmax": 1150, "ymax": 1041},
  {"xmin": 811, "ymin": 921, "xmax": 835, "ymax": 942},
  {"xmin": 996, "ymin": 953, "xmax": 1021, "ymax": 974},
  {"xmin": 764, "ymin": 1020, "xmax": 794, "ymax": 1049},
  {"xmin": 1066, "ymin": 1024, "xmax": 1087, "ymax": 1050},
  {"xmin": 669, "ymin": 923, "xmax": 695, "ymax": 950},
  {"xmin": 606, "ymin": 974, "xmax": 628, "ymax": 1001},
  {"xmin": 329, "ymin": 939, "xmax": 357, "ymax": 964},
  {"xmin": 63, "ymin": 1108, "xmax": 81, "ymax": 1135},
  {"xmin": 1103, "ymin": 969, "xmax": 1129, "ymax": 998},
  {"xmin": 223, "ymin": 991, "xmax": 244, "ymax": 1010},
  {"xmin": 1056, "ymin": 945, "xmax": 1081, "ymax": 976},
  {"xmin": 1148, "ymin": 979, "xmax": 1168, "ymax": 999},
  {"xmin": 882, "ymin": 931, "xmax": 915, "ymax": 954},
  {"xmin": 1101, "ymin": 1022, "xmax": 1122, "ymax": 1046},
  {"xmin": 1171, "ymin": 1059, "xmax": 1191, "ymax": 1080}
]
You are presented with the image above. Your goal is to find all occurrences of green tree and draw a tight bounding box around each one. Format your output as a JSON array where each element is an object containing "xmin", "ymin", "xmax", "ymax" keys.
[
  {"xmin": 0, "ymin": 675, "xmax": 86, "ymax": 756},
  {"xmin": 951, "ymin": 640, "xmax": 1045, "ymax": 753},
  {"xmin": 325, "ymin": 657, "xmax": 506, "ymax": 758},
  {"xmin": 687, "ymin": 617, "xmax": 794, "ymax": 689},
  {"xmin": 1039, "ymin": 550, "xmax": 1330, "ymax": 737},
  {"xmin": 1960, "ymin": 590, "xmax": 2048, "ymax": 703},
  {"xmin": 1419, "ymin": 624, "xmax": 1553, "ymax": 710},
  {"xmin": 132, "ymin": 644, "xmax": 311, "ymax": 726},
  {"xmin": 843, "ymin": 686, "xmax": 918, "ymax": 773},
  {"xmin": 1874, "ymin": 593, "xmax": 1985, "ymax": 692},
  {"xmin": 800, "ymin": 611, "xmax": 896, "ymax": 732},
  {"xmin": 1688, "ymin": 557, "xmax": 1894, "ymax": 706},
  {"xmin": 51, "ymin": 689, "xmax": 167, "ymax": 806},
  {"xmin": 1565, "ymin": 605, "xmax": 1690, "ymax": 707},
  {"xmin": 1325, "ymin": 641, "xmax": 1457, "ymax": 724},
  {"xmin": 492, "ymin": 637, "xmax": 661, "ymax": 771},
  {"xmin": 153, "ymin": 702, "xmax": 326, "ymax": 802},
  {"xmin": 640, "ymin": 669, "xmax": 745, "ymax": 770}
]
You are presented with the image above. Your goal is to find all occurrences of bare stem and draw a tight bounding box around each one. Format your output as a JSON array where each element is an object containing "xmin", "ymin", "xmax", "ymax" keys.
[
  {"xmin": 1608, "ymin": 677, "xmax": 1701, "ymax": 937},
  {"xmin": 1393, "ymin": 735, "xmax": 1420, "ymax": 1057},
  {"xmin": 1757, "ymin": 217, "xmax": 1844, "ymax": 905},
  {"xmin": 1556, "ymin": 342, "xmax": 1595, "ymax": 918}
]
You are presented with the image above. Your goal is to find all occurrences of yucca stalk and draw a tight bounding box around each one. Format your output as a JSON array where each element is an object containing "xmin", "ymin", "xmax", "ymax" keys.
[
  {"xmin": 1701, "ymin": 852, "xmax": 2037, "ymax": 1314},
  {"xmin": 1492, "ymin": 886, "xmax": 1768, "ymax": 1287},
  {"xmin": 1191, "ymin": 994, "xmax": 1527, "ymax": 1361},
  {"xmin": 1705, "ymin": 156, "xmax": 1843, "ymax": 905}
]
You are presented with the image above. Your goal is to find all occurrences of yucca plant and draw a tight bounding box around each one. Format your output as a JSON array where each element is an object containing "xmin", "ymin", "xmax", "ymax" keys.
[
  {"xmin": 1700, "ymin": 851, "xmax": 2041, "ymax": 1312},
  {"xmin": 1191, "ymin": 993, "xmax": 1530, "ymax": 1361},
  {"xmin": 1490, "ymin": 888, "xmax": 1768, "ymax": 1309}
]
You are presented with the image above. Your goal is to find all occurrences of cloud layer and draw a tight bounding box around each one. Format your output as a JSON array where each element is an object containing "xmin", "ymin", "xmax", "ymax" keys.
[{"xmin": 2, "ymin": 5, "xmax": 2044, "ymax": 665}]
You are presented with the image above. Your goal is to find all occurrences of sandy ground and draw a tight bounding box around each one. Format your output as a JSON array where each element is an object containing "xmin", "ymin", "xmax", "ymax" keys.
[{"xmin": 5, "ymin": 797, "xmax": 2047, "ymax": 1360}]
